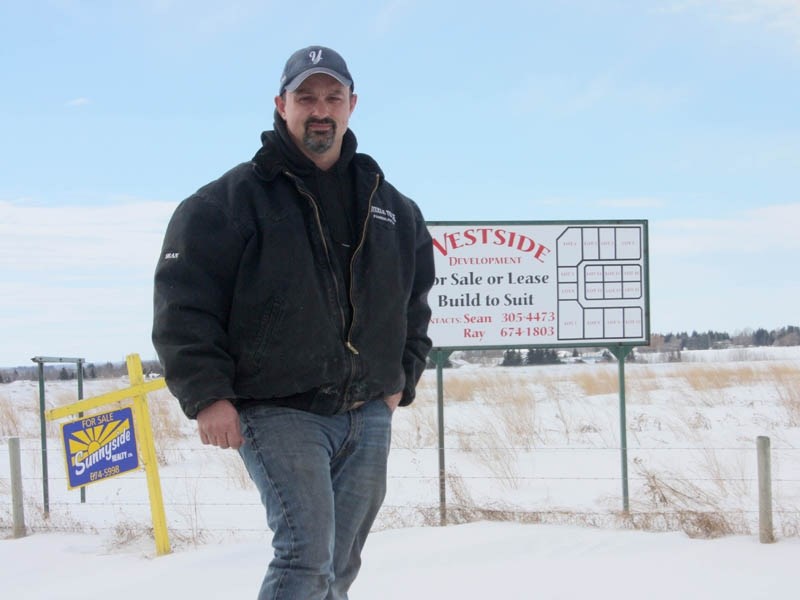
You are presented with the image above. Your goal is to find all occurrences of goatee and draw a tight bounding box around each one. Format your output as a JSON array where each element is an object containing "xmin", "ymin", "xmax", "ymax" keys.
[{"xmin": 303, "ymin": 118, "xmax": 336, "ymax": 155}]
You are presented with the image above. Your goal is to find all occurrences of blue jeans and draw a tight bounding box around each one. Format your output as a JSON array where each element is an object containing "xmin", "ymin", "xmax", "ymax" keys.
[{"xmin": 238, "ymin": 399, "xmax": 393, "ymax": 600}]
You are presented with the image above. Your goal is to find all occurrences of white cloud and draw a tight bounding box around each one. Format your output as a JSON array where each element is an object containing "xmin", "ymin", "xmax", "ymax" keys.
[
  {"xmin": 567, "ymin": 75, "xmax": 689, "ymax": 114},
  {"xmin": 0, "ymin": 198, "xmax": 177, "ymax": 366},
  {"xmin": 0, "ymin": 199, "xmax": 177, "ymax": 275},
  {"xmin": 597, "ymin": 197, "xmax": 665, "ymax": 209},
  {"xmin": 372, "ymin": 0, "xmax": 415, "ymax": 36},
  {"xmin": 652, "ymin": 202, "xmax": 800, "ymax": 256},
  {"xmin": 645, "ymin": 202, "xmax": 800, "ymax": 334},
  {"xmin": 66, "ymin": 97, "xmax": 90, "ymax": 107},
  {"xmin": 138, "ymin": 0, "xmax": 269, "ymax": 35},
  {"xmin": 716, "ymin": 0, "xmax": 800, "ymax": 27},
  {"xmin": 510, "ymin": 73, "xmax": 689, "ymax": 116},
  {"xmin": 654, "ymin": 0, "xmax": 800, "ymax": 49}
]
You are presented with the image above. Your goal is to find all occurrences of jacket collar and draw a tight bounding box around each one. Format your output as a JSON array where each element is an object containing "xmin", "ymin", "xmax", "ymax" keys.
[{"xmin": 252, "ymin": 111, "xmax": 383, "ymax": 183}]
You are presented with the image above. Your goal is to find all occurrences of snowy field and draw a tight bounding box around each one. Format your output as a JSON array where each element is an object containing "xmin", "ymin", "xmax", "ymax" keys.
[{"xmin": 1, "ymin": 346, "xmax": 799, "ymax": 599}]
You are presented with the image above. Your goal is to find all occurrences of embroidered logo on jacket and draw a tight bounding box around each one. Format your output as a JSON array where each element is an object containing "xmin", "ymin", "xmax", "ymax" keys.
[{"xmin": 371, "ymin": 206, "xmax": 396, "ymax": 226}]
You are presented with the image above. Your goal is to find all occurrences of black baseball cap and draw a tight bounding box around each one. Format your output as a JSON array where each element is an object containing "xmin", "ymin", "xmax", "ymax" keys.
[{"xmin": 279, "ymin": 46, "xmax": 353, "ymax": 95}]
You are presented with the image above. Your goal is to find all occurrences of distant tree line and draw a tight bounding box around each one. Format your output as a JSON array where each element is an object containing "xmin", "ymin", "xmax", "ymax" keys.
[
  {"xmin": 647, "ymin": 325, "xmax": 800, "ymax": 352},
  {"xmin": 2, "ymin": 325, "xmax": 798, "ymax": 381},
  {"xmin": 0, "ymin": 360, "xmax": 163, "ymax": 383},
  {"xmin": 428, "ymin": 324, "xmax": 800, "ymax": 370},
  {"xmin": 500, "ymin": 348, "xmax": 562, "ymax": 366}
]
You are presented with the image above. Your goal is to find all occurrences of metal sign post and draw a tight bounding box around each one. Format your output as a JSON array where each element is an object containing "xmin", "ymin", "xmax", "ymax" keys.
[
  {"xmin": 31, "ymin": 355, "xmax": 85, "ymax": 517},
  {"xmin": 609, "ymin": 345, "xmax": 633, "ymax": 512},
  {"xmin": 433, "ymin": 349, "xmax": 452, "ymax": 526}
]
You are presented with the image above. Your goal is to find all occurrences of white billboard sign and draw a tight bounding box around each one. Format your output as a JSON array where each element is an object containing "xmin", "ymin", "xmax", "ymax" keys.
[{"xmin": 427, "ymin": 221, "xmax": 649, "ymax": 348}]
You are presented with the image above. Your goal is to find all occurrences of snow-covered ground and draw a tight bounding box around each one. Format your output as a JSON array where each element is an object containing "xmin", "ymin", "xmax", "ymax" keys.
[
  {"xmin": 3, "ymin": 522, "xmax": 798, "ymax": 599},
  {"xmin": 1, "ymin": 347, "xmax": 799, "ymax": 598}
]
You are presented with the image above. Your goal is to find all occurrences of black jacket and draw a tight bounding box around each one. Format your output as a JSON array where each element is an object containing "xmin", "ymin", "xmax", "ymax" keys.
[{"xmin": 152, "ymin": 128, "xmax": 434, "ymax": 419}]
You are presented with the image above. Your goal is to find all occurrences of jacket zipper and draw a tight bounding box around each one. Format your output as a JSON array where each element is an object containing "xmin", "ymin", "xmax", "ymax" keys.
[
  {"xmin": 286, "ymin": 169, "xmax": 379, "ymax": 412},
  {"xmin": 346, "ymin": 173, "xmax": 381, "ymax": 354},
  {"xmin": 284, "ymin": 172, "xmax": 349, "ymax": 337}
]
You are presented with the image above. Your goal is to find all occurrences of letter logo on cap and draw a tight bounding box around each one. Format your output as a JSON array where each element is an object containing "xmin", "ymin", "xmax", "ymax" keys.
[{"xmin": 309, "ymin": 49, "xmax": 323, "ymax": 64}]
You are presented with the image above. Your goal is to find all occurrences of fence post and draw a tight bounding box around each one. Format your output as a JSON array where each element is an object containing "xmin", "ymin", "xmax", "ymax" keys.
[
  {"xmin": 756, "ymin": 435, "xmax": 775, "ymax": 544},
  {"xmin": 9, "ymin": 437, "xmax": 27, "ymax": 538}
]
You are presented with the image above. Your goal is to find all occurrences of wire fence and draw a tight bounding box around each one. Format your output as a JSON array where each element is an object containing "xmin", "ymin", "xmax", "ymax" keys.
[{"xmin": 2, "ymin": 439, "xmax": 799, "ymax": 541}]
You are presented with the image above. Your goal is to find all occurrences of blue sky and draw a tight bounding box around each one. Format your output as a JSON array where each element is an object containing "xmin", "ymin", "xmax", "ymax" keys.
[{"xmin": 1, "ymin": 0, "xmax": 799, "ymax": 366}]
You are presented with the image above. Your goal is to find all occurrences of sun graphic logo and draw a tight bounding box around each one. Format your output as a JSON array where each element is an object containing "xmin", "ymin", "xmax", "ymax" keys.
[{"xmin": 61, "ymin": 407, "xmax": 139, "ymax": 489}]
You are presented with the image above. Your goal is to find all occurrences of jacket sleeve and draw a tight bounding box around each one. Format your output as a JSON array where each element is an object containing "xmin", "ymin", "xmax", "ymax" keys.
[
  {"xmin": 400, "ymin": 204, "xmax": 435, "ymax": 406},
  {"xmin": 152, "ymin": 193, "xmax": 247, "ymax": 418}
]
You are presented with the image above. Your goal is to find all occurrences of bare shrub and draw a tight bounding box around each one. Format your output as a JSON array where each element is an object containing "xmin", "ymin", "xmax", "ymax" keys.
[
  {"xmin": 173, "ymin": 477, "xmax": 208, "ymax": 546},
  {"xmin": 457, "ymin": 421, "xmax": 519, "ymax": 489},
  {"xmin": 775, "ymin": 503, "xmax": 800, "ymax": 538},
  {"xmin": 633, "ymin": 462, "xmax": 747, "ymax": 538},
  {"xmin": 444, "ymin": 471, "xmax": 523, "ymax": 524},
  {"xmin": 679, "ymin": 511, "xmax": 736, "ymax": 539},
  {"xmin": 445, "ymin": 471, "xmax": 477, "ymax": 519},
  {"xmin": 111, "ymin": 520, "xmax": 153, "ymax": 549}
]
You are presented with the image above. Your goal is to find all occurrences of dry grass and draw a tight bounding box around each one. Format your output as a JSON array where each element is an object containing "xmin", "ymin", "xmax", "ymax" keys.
[
  {"xmin": 633, "ymin": 461, "xmax": 746, "ymax": 538},
  {"xmin": 147, "ymin": 390, "xmax": 190, "ymax": 465},
  {"xmin": 573, "ymin": 366, "xmax": 619, "ymax": 396},
  {"xmin": 392, "ymin": 402, "xmax": 438, "ymax": 449},
  {"xmin": 488, "ymin": 396, "xmax": 541, "ymax": 451},
  {"xmin": 626, "ymin": 366, "xmax": 662, "ymax": 401},
  {"xmin": 480, "ymin": 376, "xmax": 540, "ymax": 449},
  {"xmin": 0, "ymin": 393, "xmax": 22, "ymax": 437},
  {"xmin": 679, "ymin": 362, "xmax": 779, "ymax": 391},
  {"xmin": 456, "ymin": 423, "xmax": 519, "ymax": 489},
  {"xmin": 219, "ymin": 451, "xmax": 253, "ymax": 490},
  {"xmin": 0, "ymin": 389, "xmax": 58, "ymax": 438},
  {"xmin": 172, "ymin": 476, "xmax": 208, "ymax": 546},
  {"xmin": 111, "ymin": 520, "xmax": 153, "ymax": 549},
  {"xmin": 767, "ymin": 364, "xmax": 800, "ymax": 426},
  {"xmin": 681, "ymin": 365, "xmax": 732, "ymax": 392},
  {"xmin": 438, "ymin": 374, "xmax": 480, "ymax": 403},
  {"xmin": 5, "ymin": 355, "xmax": 799, "ymax": 543},
  {"xmin": 439, "ymin": 471, "xmax": 532, "ymax": 526}
]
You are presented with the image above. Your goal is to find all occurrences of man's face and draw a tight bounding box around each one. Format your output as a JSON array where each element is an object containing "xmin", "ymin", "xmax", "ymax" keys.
[{"xmin": 276, "ymin": 73, "xmax": 357, "ymax": 163}]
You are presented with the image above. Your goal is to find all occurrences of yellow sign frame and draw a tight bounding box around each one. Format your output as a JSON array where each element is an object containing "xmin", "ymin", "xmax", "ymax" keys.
[{"xmin": 46, "ymin": 353, "xmax": 171, "ymax": 556}]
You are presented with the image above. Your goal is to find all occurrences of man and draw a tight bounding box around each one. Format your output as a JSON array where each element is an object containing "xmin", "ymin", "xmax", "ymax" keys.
[{"xmin": 152, "ymin": 45, "xmax": 434, "ymax": 599}]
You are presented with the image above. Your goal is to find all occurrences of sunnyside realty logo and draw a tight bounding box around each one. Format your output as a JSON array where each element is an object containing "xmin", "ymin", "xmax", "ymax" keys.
[{"xmin": 61, "ymin": 407, "xmax": 139, "ymax": 489}]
